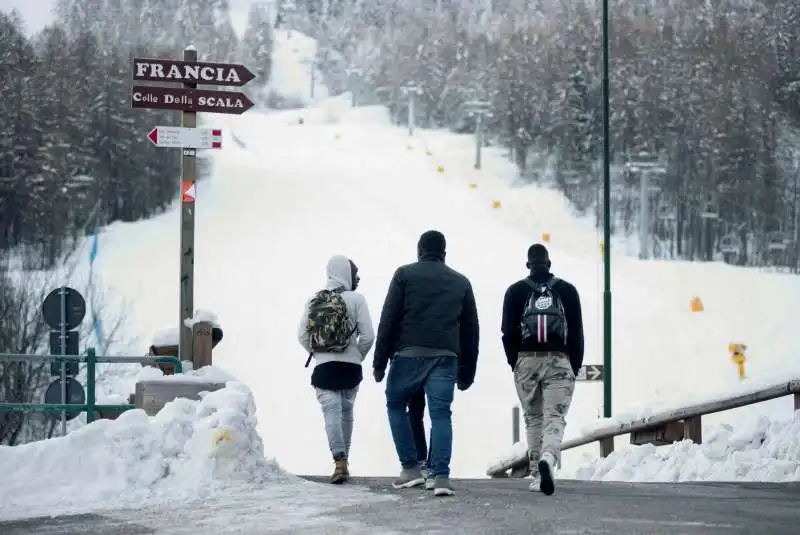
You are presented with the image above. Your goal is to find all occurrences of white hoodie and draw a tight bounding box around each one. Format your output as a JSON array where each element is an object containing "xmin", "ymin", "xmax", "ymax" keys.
[{"xmin": 297, "ymin": 255, "xmax": 375, "ymax": 366}]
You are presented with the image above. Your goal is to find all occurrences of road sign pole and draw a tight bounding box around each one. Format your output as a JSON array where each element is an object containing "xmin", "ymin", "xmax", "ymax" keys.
[
  {"xmin": 179, "ymin": 45, "xmax": 198, "ymax": 366},
  {"xmin": 59, "ymin": 287, "xmax": 66, "ymax": 435},
  {"xmin": 602, "ymin": 0, "xmax": 613, "ymax": 419}
]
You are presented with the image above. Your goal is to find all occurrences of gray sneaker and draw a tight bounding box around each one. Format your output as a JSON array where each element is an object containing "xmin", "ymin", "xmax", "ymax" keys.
[
  {"xmin": 425, "ymin": 476, "xmax": 436, "ymax": 490},
  {"xmin": 392, "ymin": 467, "xmax": 426, "ymax": 489},
  {"xmin": 432, "ymin": 476, "xmax": 455, "ymax": 497}
]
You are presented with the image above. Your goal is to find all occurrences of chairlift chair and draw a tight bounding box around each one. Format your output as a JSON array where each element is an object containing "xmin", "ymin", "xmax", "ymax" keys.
[
  {"xmin": 561, "ymin": 170, "xmax": 581, "ymax": 186},
  {"xmin": 718, "ymin": 233, "xmax": 742, "ymax": 255},
  {"xmin": 700, "ymin": 201, "xmax": 719, "ymax": 219},
  {"xmin": 767, "ymin": 231, "xmax": 788, "ymax": 251},
  {"xmin": 656, "ymin": 203, "xmax": 676, "ymax": 221}
]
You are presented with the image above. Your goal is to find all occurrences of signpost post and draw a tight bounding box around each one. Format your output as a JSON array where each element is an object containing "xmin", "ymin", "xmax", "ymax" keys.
[
  {"xmin": 178, "ymin": 46, "xmax": 198, "ymax": 366},
  {"xmin": 131, "ymin": 50, "xmax": 256, "ymax": 366}
]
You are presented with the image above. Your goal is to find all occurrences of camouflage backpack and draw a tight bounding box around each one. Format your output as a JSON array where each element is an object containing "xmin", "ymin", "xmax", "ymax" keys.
[{"xmin": 306, "ymin": 288, "xmax": 356, "ymax": 355}]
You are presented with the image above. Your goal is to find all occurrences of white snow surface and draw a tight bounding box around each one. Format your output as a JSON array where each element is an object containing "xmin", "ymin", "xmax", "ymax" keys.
[
  {"xmin": 574, "ymin": 411, "xmax": 800, "ymax": 482},
  {"xmin": 0, "ymin": 369, "xmax": 392, "ymax": 521},
  {"xmin": 184, "ymin": 307, "xmax": 222, "ymax": 329},
  {"xmin": 152, "ymin": 326, "xmax": 179, "ymax": 347},
  {"xmin": 150, "ymin": 309, "xmax": 220, "ymax": 347}
]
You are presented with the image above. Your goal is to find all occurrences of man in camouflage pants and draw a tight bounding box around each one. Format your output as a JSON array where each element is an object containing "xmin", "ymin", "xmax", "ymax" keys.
[{"xmin": 501, "ymin": 244, "xmax": 584, "ymax": 495}]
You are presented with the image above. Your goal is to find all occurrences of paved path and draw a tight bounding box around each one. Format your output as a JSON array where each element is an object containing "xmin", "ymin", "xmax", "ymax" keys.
[{"xmin": 2, "ymin": 477, "xmax": 798, "ymax": 534}]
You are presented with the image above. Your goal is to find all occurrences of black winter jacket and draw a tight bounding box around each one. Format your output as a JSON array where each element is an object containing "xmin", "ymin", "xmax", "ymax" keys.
[
  {"xmin": 373, "ymin": 255, "xmax": 480, "ymax": 386},
  {"xmin": 501, "ymin": 270, "xmax": 584, "ymax": 374}
]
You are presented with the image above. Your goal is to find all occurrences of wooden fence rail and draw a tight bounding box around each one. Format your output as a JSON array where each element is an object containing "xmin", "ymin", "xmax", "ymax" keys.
[{"xmin": 487, "ymin": 379, "xmax": 800, "ymax": 478}]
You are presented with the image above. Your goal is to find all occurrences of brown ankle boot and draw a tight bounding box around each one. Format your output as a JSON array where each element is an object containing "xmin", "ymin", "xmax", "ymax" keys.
[{"xmin": 330, "ymin": 458, "xmax": 348, "ymax": 484}]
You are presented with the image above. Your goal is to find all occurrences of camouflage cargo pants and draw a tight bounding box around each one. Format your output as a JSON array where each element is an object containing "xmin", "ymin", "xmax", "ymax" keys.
[{"xmin": 513, "ymin": 351, "xmax": 576, "ymax": 473}]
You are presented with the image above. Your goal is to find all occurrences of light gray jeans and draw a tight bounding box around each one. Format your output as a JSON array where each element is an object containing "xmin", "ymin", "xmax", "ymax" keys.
[
  {"xmin": 315, "ymin": 386, "xmax": 359, "ymax": 460},
  {"xmin": 514, "ymin": 351, "xmax": 576, "ymax": 473}
]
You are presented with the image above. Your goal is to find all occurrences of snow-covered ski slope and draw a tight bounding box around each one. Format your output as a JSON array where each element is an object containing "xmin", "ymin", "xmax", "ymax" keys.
[
  {"xmin": 93, "ymin": 97, "xmax": 800, "ymax": 480},
  {"xmin": 85, "ymin": 47, "xmax": 800, "ymax": 485}
]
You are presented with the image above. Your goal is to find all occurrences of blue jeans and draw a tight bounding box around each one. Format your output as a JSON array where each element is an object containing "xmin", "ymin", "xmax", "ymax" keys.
[{"xmin": 385, "ymin": 355, "xmax": 457, "ymax": 478}]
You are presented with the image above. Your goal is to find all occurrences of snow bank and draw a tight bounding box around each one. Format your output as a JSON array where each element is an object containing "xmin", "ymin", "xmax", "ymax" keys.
[
  {"xmin": 488, "ymin": 376, "xmax": 800, "ymax": 477},
  {"xmin": 135, "ymin": 363, "xmax": 236, "ymax": 384},
  {"xmin": 574, "ymin": 412, "xmax": 800, "ymax": 482},
  {"xmin": 0, "ymin": 376, "xmax": 290, "ymax": 520}
]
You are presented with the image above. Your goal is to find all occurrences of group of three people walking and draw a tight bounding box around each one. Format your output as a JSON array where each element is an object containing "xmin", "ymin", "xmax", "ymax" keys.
[{"xmin": 297, "ymin": 230, "xmax": 584, "ymax": 497}]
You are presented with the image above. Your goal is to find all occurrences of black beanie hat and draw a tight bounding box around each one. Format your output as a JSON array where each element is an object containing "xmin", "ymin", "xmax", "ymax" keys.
[
  {"xmin": 418, "ymin": 230, "xmax": 446, "ymax": 259},
  {"xmin": 527, "ymin": 243, "xmax": 551, "ymax": 270}
]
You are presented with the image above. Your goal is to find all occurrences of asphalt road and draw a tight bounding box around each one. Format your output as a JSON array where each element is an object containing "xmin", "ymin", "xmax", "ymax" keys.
[{"xmin": 2, "ymin": 477, "xmax": 799, "ymax": 534}]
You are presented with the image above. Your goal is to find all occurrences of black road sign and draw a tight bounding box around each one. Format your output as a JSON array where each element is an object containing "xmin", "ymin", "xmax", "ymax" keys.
[
  {"xmin": 131, "ymin": 86, "xmax": 255, "ymax": 115},
  {"xmin": 44, "ymin": 377, "xmax": 86, "ymax": 421},
  {"xmin": 576, "ymin": 364, "xmax": 605, "ymax": 381},
  {"xmin": 49, "ymin": 330, "xmax": 79, "ymax": 376},
  {"xmin": 42, "ymin": 287, "xmax": 86, "ymax": 331}
]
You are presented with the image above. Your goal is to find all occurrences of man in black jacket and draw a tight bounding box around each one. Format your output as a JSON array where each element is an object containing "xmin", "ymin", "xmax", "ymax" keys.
[
  {"xmin": 373, "ymin": 230, "xmax": 479, "ymax": 497},
  {"xmin": 501, "ymin": 244, "xmax": 583, "ymax": 496}
]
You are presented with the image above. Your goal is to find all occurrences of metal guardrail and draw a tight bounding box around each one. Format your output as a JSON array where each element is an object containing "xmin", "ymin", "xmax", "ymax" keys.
[
  {"xmin": 487, "ymin": 379, "xmax": 800, "ymax": 478},
  {"xmin": 0, "ymin": 348, "xmax": 182, "ymax": 423}
]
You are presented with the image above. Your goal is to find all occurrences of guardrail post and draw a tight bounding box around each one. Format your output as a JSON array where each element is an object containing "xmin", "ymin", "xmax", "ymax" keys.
[
  {"xmin": 86, "ymin": 347, "xmax": 96, "ymax": 423},
  {"xmin": 683, "ymin": 415, "xmax": 702, "ymax": 444},
  {"xmin": 600, "ymin": 437, "xmax": 614, "ymax": 457},
  {"xmin": 795, "ymin": 391, "xmax": 800, "ymax": 411}
]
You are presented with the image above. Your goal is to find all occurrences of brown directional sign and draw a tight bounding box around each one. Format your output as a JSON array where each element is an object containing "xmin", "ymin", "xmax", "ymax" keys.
[
  {"xmin": 131, "ymin": 86, "xmax": 254, "ymax": 115},
  {"xmin": 133, "ymin": 57, "xmax": 256, "ymax": 87}
]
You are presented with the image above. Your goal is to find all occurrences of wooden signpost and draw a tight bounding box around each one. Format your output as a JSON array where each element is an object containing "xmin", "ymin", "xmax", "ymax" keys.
[{"xmin": 130, "ymin": 47, "xmax": 255, "ymax": 366}]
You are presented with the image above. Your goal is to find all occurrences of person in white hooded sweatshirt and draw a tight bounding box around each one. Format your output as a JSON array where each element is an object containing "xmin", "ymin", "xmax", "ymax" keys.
[{"xmin": 298, "ymin": 255, "xmax": 375, "ymax": 483}]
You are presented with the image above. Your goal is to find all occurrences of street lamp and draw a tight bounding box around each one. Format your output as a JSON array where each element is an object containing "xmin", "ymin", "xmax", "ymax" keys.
[
  {"xmin": 464, "ymin": 100, "xmax": 492, "ymax": 169},
  {"xmin": 601, "ymin": 0, "xmax": 612, "ymax": 420}
]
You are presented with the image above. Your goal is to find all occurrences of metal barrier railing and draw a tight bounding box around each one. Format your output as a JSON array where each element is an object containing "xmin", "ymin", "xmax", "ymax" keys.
[{"xmin": 0, "ymin": 348, "xmax": 182, "ymax": 424}]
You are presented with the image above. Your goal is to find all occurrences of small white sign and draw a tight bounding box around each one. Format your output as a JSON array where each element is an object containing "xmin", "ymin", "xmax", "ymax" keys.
[{"xmin": 147, "ymin": 126, "xmax": 222, "ymax": 149}]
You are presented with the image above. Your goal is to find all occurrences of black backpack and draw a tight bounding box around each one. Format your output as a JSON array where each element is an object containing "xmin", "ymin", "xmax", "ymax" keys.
[{"xmin": 520, "ymin": 278, "xmax": 568, "ymax": 345}]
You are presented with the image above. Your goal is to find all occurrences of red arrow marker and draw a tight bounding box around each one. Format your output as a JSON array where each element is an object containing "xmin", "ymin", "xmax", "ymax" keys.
[{"xmin": 147, "ymin": 127, "xmax": 158, "ymax": 145}]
